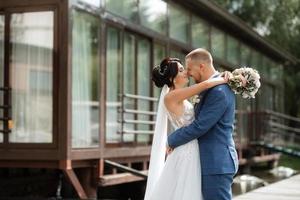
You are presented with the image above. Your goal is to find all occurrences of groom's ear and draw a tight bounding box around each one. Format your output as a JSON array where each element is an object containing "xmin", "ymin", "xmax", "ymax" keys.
[{"xmin": 199, "ymin": 63, "xmax": 205, "ymax": 69}]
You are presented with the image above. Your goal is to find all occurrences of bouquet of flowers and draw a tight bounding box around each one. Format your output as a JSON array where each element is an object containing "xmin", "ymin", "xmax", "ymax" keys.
[{"xmin": 228, "ymin": 67, "xmax": 261, "ymax": 99}]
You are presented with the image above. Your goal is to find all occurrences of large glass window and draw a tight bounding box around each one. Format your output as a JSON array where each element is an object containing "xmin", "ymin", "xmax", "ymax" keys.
[
  {"xmin": 240, "ymin": 44, "xmax": 252, "ymax": 67},
  {"xmin": 154, "ymin": 44, "xmax": 166, "ymax": 69},
  {"xmin": 257, "ymin": 84, "xmax": 274, "ymax": 111},
  {"xmin": 191, "ymin": 16, "xmax": 209, "ymax": 49},
  {"xmin": 169, "ymin": 4, "xmax": 189, "ymax": 44},
  {"xmin": 139, "ymin": 0, "xmax": 167, "ymax": 35},
  {"xmin": 123, "ymin": 33, "xmax": 136, "ymax": 142},
  {"xmin": 137, "ymin": 39, "xmax": 151, "ymax": 143},
  {"xmin": 72, "ymin": 10, "xmax": 100, "ymax": 148},
  {"xmin": 227, "ymin": 36, "xmax": 239, "ymax": 65},
  {"xmin": 79, "ymin": 0, "xmax": 101, "ymax": 7},
  {"xmin": 259, "ymin": 56, "xmax": 272, "ymax": 79},
  {"xmin": 153, "ymin": 44, "xmax": 165, "ymax": 98},
  {"xmin": 170, "ymin": 49, "xmax": 185, "ymax": 62},
  {"xmin": 9, "ymin": 11, "xmax": 53, "ymax": 143},
  {"xmin": 211, "ymin": 27, "xmax": 225, "ymax": 59},
  {"xmin": 270, "ymin": 61, "xmax": 279, "ymax": 81},
  {"xmin": 236, "ymin": 95, "xmax": 251, "ymax": 145},
  {"xmin": 251, "ymin": 50, "xmax": 261, "ymax": 72},
  {"xmin": 106, "ymin": 27, "xmax": 121, "ymax": 143},
  {"xmin": 105, "ymin": 0, "xmax": 138, "ymax": 21},
  {"xmin": 120, "ymin": 34, "xmax": 153, "ymax": 144},
  {"xmin": 0, "ymin": 15, "xmax": 4, "ymax": 143}
]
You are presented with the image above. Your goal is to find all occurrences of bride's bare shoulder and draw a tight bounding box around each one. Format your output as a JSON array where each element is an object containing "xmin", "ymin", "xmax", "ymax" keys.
[
  {"xmin": 164, "ymin": 92, "xmax": 184, "ymax": 116},
  {"xmin": 164, "ymin": 90, "xmax": 177, "ymax": 104}
]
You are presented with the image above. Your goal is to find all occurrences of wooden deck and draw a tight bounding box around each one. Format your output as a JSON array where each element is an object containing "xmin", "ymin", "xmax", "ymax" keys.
[{"xmin": 234, "ymin": 174, "xmax": 300, "ymax": 200}]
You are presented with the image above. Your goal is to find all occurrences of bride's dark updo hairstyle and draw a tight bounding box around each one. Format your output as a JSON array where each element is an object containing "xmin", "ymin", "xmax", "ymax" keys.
[{"xmin": 152, "ymin": 57, "xmax": 182, "ymax": 88}]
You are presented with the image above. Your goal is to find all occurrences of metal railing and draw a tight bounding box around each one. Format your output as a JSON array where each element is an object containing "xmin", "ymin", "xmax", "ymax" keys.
[
  {"xmin": 118, "ymin": 93, "xmax": 158, "ymax": 143},
  {"xmin": 117, "ymin": 93, "xmax": 300, "ymax": 152},
  {"xmin": 250, "ymin": 109, "xmax": 300, "ymax": 157}
]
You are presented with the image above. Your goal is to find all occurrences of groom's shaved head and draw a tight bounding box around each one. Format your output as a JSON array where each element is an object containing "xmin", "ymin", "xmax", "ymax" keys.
[
  {"xmin": 185, "ymin": 48, "xmax": 216, "ymax": 83},
  {"xmin": 185, "ymin": 48, "xmax": 213, "ymax": 65}
]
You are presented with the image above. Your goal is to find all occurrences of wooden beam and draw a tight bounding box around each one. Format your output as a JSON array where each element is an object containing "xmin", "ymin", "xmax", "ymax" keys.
[
  {"xmin": 104, "ymin": 160, "xmax": 147, "ymax": 179},
  {"xmin": 59, "ymin": 160, "xmax": 72, "ymax": 170},
  {"xmin": 76, "ymin": 168, "xmax": 98, "ymax": 199},
  {"xmin": 0, "ymin": 160, "xmax": 58, "ymax": 168},
  {"xmin": 63, "ymin": 169, "xmax": 88, "ymax": 199},
  {"xmin": 252, "ymin": 154, "xmax": 281, "ymax": 163},
  {"xmin": 99, "ymin": 171, "xmax": 148, "ymax": 187},
  {"xmin": 103, "ymin": 146, "xmax": 151, "ymax": 158}
]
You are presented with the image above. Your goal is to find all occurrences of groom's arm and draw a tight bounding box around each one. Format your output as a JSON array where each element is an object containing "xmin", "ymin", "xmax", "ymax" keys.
[{"xmin": 167, "ymin": 87, "xmax": 228, "ymax": 149}]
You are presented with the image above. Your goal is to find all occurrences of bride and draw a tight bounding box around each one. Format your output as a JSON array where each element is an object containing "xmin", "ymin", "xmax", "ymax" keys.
[{"xmin": 144, "ymin": 57, "xmax": 229, "ymax": 200}]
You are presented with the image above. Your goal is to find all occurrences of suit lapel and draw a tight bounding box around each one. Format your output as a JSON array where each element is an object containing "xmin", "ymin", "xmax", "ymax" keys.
[
  {"xmin": 194, "ymin": 90, "xmax": 208, "ymax": 117},
  {"xmin": 194, "ymin": 73, "xmax": 220, "ymax": 117}
]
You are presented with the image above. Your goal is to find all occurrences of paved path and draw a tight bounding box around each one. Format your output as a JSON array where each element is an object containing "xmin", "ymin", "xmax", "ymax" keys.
[{"xmin": 234, "ymin": 174, "xmax": 300, "ymax": 200}]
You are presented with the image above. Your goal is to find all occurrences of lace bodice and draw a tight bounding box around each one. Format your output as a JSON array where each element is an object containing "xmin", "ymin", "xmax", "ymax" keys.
[{"xmin": 166, "ymin": 100, "xmax": 195, "ymax": 130}]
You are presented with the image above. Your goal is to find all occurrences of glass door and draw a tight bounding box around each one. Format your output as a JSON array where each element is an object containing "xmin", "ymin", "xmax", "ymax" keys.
[
  {"xmin": 0, "ymin": 14, "xmax": 4, "ymax": 143},
  {"xmin": 0, "ymin": 10, "xmax": 55, "ymax": 145},
  {"xmin": 9, "ymin": 11, "xmax": 54, "ymax": 143}
]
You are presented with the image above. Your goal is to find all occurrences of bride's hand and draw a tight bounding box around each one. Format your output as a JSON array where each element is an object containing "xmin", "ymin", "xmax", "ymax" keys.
[
  {"xmin": 205, "ymin": 71, "xmax": 230, "ymax": 88},
  {"xmin": 166, "ymin": 146, "xmax": 173, "ymax": 155},
  {"xmin": 220, "ymin": 71, "xmax": 231, "ymax": 82}
]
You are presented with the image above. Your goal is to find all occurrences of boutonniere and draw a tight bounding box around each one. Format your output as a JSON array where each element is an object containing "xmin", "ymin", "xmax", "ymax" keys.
[{"xmin": 190, "ymin": 95, "xmax": 200, "ymax": 106}]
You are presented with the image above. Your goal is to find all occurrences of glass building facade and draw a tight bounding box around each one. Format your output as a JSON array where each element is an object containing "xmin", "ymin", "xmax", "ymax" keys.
[
  {"xmin": 0, "ymin": 0, "xmax": 296, "ymax": 197},
  {"xmin": 71, "ymin": 0, "xmax": 284, "ymax": 146},
  {"xmin": 0, "ymin": 0, "xmax": 287, "ymax": 148}
]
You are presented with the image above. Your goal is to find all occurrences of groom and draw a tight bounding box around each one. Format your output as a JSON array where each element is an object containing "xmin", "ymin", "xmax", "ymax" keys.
[{"xmin": 167, "ymin": 48, "xmax": 238, "ymax": 200}]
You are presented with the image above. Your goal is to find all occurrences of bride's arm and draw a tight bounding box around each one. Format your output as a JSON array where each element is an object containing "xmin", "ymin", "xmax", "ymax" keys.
[{"xmin": 165, "ymin": 73, "xmax": 229, "ymax": 105}]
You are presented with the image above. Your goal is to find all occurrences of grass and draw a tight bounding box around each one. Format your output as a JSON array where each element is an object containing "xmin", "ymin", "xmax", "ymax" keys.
[{"xmin": 278, "ymin": 154, "xmax": 300, "ymax": 170}]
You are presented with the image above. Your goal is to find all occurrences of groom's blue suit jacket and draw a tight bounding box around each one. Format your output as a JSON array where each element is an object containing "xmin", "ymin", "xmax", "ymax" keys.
[{"xmin": 167, "ymin": 83, "xmax": 239, "ymax": 175}]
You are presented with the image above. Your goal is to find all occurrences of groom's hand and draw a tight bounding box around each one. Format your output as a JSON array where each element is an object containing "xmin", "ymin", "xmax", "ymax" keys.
[{"xmin": 166, "ymin": 146, "xmax": 173, "ymax": 155}]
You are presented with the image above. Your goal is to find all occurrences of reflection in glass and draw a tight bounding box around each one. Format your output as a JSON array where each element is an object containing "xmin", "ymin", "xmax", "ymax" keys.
[
  {"xmin": 258, "ymin": 84, "xmax": 274, "ymax": 111},
  {"xmin": 274, "ymin": 68, "xmax": 284, "ymax": 112},
  {"xmin": 270, "ymin": 62, "xmax": 279, "ymax": 81},
  {"xmin": 139, "ymin": 0, "xmax": 167, "ymax": 35},
  {"xmin": 79, "ymin": 0, "xmax": 101, "ymax": 7},
  {"xmin": 137, "ymin": 39, "xmax": 151, "ymax": 143},
  {"xmin": 260, "ymin": 56, "xmax": 272, "ymax": 79},
  {"xmin": 227, "ymin": 36, "xmax": 239, "ymax": 65},
  {"xmin": 106, "ymin": 27, "xmax": 121, "ymax": 143},
  {"xmin": 169, "ymin": 4, "xmax": 189, "ymax": 43},
  {"xmin": 240, "ymin": 44, "xmax": 251, "ymax": 67},
  {"xmin": 191, "ymin": 16, "xmax": 209, "ymax": 49},
  {"xmin": 0, "ymin": 15, "xmax": 4, "ymax": 143},
  {"xmin": 153, "ymin": 44, "xmax": 165, "ymax": 99},
  {"xmin": 123, "ymin": 33, "xmax": 135, "ymax": 142},
  {"xmin": 211, "ymin": 27, "xmax": 225, "ymax": 59},
  {"xmin": 251, "ymin": 50, "xmax": 261, "ymax": 72},
  {"xmin": 72, "ymin": 10, "xmax": 100, "ymax": 148},
  {"xmin": 106, "ymin": 0, "xmax": 138, "ymax": 21},
  {"xmin": 170, "ymin": 50, "xmax": 185, "ymax": 62},
  {"xmin": 237, "ymin": 96, "xmax": 252, "ymax": 145},
  {"xmin": 9, "ymin": 12, "xmax": 53, "ymax": 143}
]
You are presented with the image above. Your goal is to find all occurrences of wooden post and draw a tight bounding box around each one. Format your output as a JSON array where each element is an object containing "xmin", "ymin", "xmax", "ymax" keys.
[
  {"xmin": 76, "ymin": 167, "xmax": 98, "ymax": 200},
  {"xmin": 63, "ymin": 169, "xmax": 88, "ymax": 199}
]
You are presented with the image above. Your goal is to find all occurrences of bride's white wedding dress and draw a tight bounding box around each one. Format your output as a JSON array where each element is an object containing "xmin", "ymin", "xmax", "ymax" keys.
[{"xmin": 146, "ymin": 99, "xmax": 203, "ymax": 200}]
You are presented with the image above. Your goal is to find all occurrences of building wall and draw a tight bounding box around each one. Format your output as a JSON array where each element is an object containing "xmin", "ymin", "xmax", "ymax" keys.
[
  {"xmin": 0, "ymin": 0, "xmax": 286, "ymax": 147},
  {"xmin": 68, "ymin": 0, "xmax": 285, "ymax": 146}
]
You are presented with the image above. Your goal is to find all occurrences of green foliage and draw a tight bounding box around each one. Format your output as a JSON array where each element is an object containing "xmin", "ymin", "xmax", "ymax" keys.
[
  {"xmin": 279, "ymin": 154, "xmax": 300, "ymax": 170},
  {"xmin": 212, "ymin": 0, "xmax": 300, "ymax": 117}
]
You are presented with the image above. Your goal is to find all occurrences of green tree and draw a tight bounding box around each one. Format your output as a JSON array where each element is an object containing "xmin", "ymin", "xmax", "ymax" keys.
[{"xmin": 212, "ymin": 0, "xmax": 300, "ymax": 117}]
